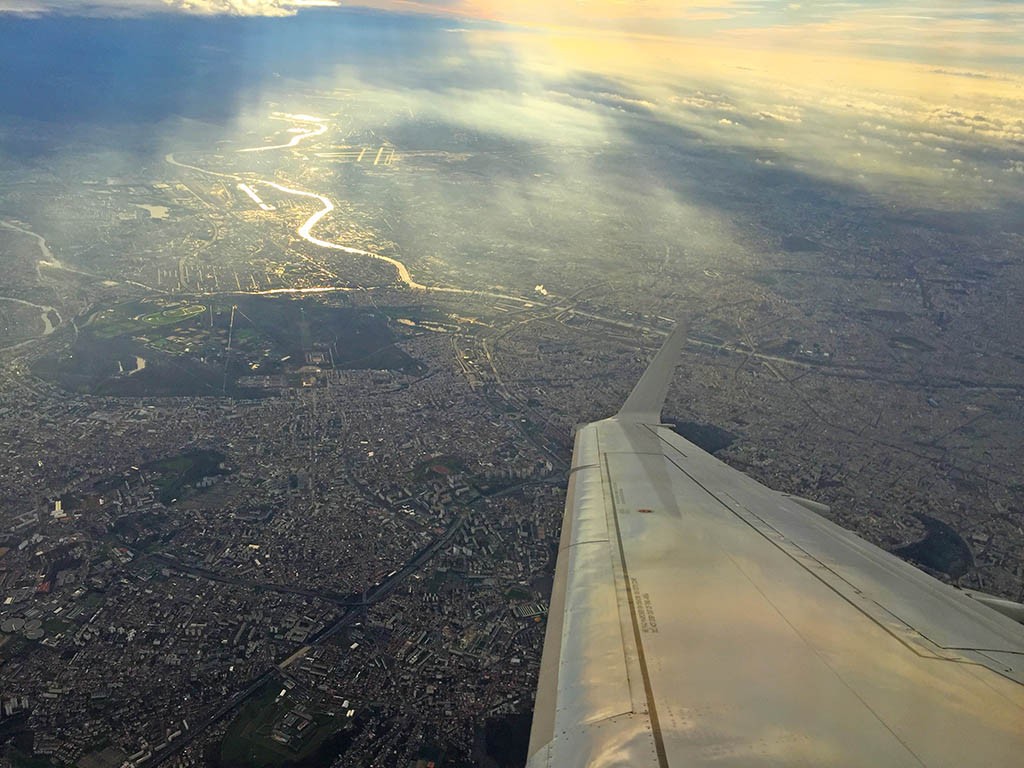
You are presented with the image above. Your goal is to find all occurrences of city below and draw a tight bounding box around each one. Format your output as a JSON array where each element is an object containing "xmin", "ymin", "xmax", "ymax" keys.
[{"xmin": 0, "ymin": 6, "xmax": 1022, "ymax": 768}]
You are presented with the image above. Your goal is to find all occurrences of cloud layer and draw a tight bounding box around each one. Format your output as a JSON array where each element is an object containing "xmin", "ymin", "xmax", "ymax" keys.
[
  {"xmin": 0, "ymin": 0, "xmax": 339, "ymax": 15},
  {"xmin": 4, "ymin": 0, "xmax": 1023, "ymax": 71}
]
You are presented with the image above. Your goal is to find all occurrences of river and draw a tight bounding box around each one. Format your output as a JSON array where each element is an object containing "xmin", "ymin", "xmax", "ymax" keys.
[
  {"xmin": 0, "ymin": 296, "xmax": 62, "ymax": 350},
  {"xmin": 0, "ymin": 219, "xmax": 65, "ymax": 276}
]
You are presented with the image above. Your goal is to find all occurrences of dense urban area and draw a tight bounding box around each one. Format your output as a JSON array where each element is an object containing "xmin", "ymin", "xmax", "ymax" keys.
[{"xmin": 0, "ymin": 67, "xmax": 1022, "ymax": 768}]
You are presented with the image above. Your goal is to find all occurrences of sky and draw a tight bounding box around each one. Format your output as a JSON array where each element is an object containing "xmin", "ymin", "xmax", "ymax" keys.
[
  {"xmin": 3, "ymin": 1, "xmax": 1020, "ymax": 98},
  {"xmin": 2, "ymin": 0, "xmax": 1022, "ymax": 58},
  {"xmin": 0, "ymin": 0, "xmax": 1021, "ymax": 214}
]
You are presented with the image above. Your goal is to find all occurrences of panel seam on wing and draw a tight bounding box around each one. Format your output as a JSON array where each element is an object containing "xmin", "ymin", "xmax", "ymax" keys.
[
  {"xmin": 652, "ymin": 426, "xmax": 1024, "ymax": 684},
  {"xmin": 563, "ymin": 538, "xmax": 611, "ymax": 550},
  {"xmin": 600, "ymin": 447, "xmax": 670, "ymax": 768}
]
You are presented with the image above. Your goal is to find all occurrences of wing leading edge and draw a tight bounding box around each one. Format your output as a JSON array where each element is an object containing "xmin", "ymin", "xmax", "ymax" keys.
[{"xmin": 528, "ymin": 325, "xmax": 1024, "ymax": 767}]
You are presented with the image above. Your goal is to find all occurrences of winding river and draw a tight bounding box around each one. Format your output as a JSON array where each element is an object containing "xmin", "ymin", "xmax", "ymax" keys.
[
  {"xmin": 0, "ymin": 296, "xmax": 62, "ymax": 350},
  {"xmin": 169, "ymin": 141, "xmax": 533, "ymax": 305},
  {"xmin": 0, "ymin": 219, "xmax": 65, "ymax": 276}
]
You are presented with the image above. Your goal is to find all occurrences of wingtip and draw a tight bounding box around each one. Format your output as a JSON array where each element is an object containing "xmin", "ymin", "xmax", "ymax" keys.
[{"xmin": 616, "ymin": 321, "xmax": 687, "ymax": 423}]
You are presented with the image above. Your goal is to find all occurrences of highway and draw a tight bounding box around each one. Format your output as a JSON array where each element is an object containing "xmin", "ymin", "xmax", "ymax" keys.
[{"xmin": 146, "ymin": 553, "xmax": 356, "ymax": 605}]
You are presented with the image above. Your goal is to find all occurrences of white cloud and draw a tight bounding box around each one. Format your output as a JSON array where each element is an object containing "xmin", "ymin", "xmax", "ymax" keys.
[
  {"xmin": 670, "ymin": 92, "xmax": 738, "ymax": 112},
  {"xmin": 167, "ymin": 0, "xmax": 302, "ymax": 15},
  {"xmin": 757, "ymin": 109, "xmax": 801, "ymax": 124},
  {"xmin": 0, "ymin": 0, "xmax": 338, "ymax": 15}
]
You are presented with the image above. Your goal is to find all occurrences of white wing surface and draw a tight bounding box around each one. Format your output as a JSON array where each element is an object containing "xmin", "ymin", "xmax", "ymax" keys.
[{"xmin": 527, "ymin": 325, "xmax": 1024, "ymax": 767}]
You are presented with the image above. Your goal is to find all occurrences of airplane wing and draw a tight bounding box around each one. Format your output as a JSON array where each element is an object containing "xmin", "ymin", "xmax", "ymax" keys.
[{"xmin": 527, "ymin": 323, "xmax": 1024, "ymax": 767}]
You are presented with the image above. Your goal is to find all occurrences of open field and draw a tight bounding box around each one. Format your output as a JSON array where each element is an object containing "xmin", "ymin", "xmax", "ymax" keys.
[
  {"xmin": 219, "ymin": 681, "xmax": 353, "ymax": 768},
  {"xmin": 34, "ymin": 296, "xmax": 421, "ymax": 397},
  {"xmin": 140, "ymin": 303, "xmax": 206, "ymax": 326}
]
